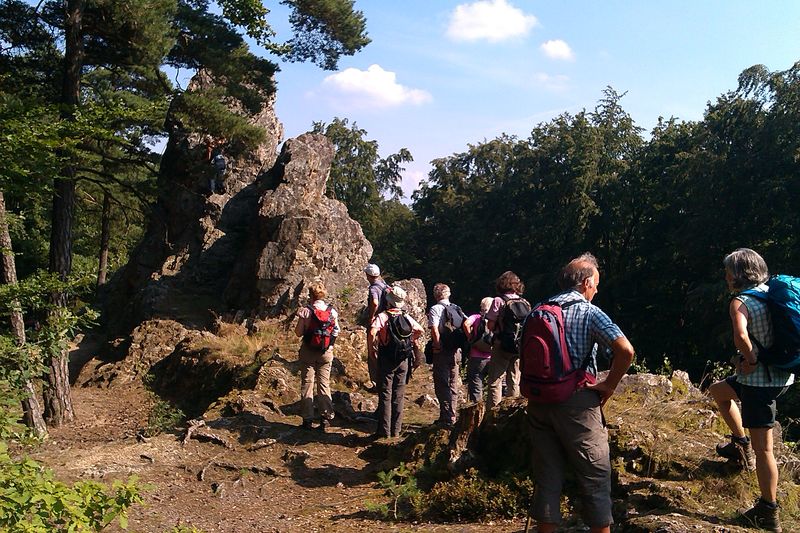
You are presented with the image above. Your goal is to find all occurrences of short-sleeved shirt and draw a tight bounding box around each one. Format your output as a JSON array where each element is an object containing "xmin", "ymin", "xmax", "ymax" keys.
[
  {"xmin": 297, "ymin": 300, "xmax": 340, "ymax": 337},
  {"xmin": 427, "ymin": 299, "xmax": 451, "ymax": 335},
  {"xmin": 551, "ymin": 290, "xmax": 625, "ymax": 376},
  {"xmin": 371, "ymin": 309, "xmax": 424, "ymax": 346},
  {"xmin": 465, "ymin": 313, "xmax": 492, "ymax": 359},
  {"xmin": 368, "ymin": 279, "xmax": 389, "ymax": 312},
  {"xmin": 486, "ymin": 293, "xmax": 519, "ymax": 327},
  {"xmin": 735, "ymin": 284, "xmax": 794, "ymax": 387}
]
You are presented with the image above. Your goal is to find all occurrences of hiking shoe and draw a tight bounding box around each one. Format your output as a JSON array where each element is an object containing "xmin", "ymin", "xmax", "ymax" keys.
[
  {"xmin": 740, "ymin": 498, "xmax": 781, "ymax": 532},
  {"xmin": 716, "ymin": 435, "xmax": 755, "ymax": 471}
]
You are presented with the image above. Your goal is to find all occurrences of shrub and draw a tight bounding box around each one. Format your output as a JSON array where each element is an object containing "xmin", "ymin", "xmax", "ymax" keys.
[
  {"xmin": 143, "ymin": 399, "xmax": 185, "ymax": 438},
  {"xmin": 0, "ymin": 443, "xmax": 142, "ymax": 531},
  {"xmin": 422, "ymin": 469, "xmax": 535, "ymax": 522}
]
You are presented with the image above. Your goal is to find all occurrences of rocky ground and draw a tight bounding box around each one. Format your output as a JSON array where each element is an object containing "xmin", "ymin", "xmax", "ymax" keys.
[
  {"xmin": 22, "ymin": 323, "xmax": 800, "ymax": 533},
  {"xmin": 30, "ymin": 331, "xmax": 524, "ymax": 533}
]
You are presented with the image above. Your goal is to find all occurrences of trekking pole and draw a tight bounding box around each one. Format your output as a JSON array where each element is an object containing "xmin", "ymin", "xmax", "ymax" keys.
[{"xmin": 524, "ymin": 514, "xmax": 531, "ymax": 533}]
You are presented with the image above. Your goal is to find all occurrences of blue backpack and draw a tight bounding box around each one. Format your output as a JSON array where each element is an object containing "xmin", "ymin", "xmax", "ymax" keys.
[{"xmin": 742, "ymin": 275, "xmax": 800, "ymax": 371}]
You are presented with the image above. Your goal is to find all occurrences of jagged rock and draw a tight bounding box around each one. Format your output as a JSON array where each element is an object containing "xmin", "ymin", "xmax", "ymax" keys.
[
  {"xmin": 282, "ymin": 449, "xmax": 311, "ymax": 466},
  {"xmin": 331, "ymin": 391, "xmax": 376, "ymax": 421},
  {"xmin": 622, "ymin": 512, "xmax": 750, "ymax": 532},
  {"xmin": 672, "ymin": 370, "xmax": 694, "ymax": 388},
  {"xmin": 104, "ymin": 71, "xmax": 284, "ymax": 335},
  {"xmin": 392, "ymin": 278, "xmax": 428, "ymax": 330},
  {"xmin": 415, "ymin": 394, "xmax": 439, "ymax": 408},
  {"xmin": 610, "ymin": 372, "xmax": 673, "ymax": 396},
  {"xmin": 82, "ymin": 320, "xmax": 190, "ymax": 387},
  {"xmin": 223, "ymin": 133, "xmax": 374, "ymax": 319},
  {"xmin": 255, "ymin": 360, "xmax": 299, "ymax": 403}
]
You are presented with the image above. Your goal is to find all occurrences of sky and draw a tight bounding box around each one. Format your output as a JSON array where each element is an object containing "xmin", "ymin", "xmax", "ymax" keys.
[{"xmin": 267, "ymin": 1, "xmax": 800, "ymax": 198}]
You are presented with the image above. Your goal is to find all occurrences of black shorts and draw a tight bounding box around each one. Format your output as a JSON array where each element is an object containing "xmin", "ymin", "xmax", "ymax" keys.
[{"xmin": 726, "ymin": 376, "xmax": 788, "ymax": 428}]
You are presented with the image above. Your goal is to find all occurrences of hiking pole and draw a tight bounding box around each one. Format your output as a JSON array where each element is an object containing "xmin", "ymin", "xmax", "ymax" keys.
[{"xmin": 524, "ymin": 514, "xmax": 531, "ymax": 532}]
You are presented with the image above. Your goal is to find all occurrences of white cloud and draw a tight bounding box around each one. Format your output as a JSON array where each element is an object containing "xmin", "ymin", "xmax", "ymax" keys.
[
  {"xmin": 540, "ymin": 39, "xmax": 574, "ymax": 61},
  {"xmin": 446, "ymin": 0, "xmax": 537, "ymax": 43},
  {"xmin": 533, "ymin": 72, "xmax": 570, "ymax": 92},
  {"xmin": 321, "ymin": 64, "xmax": 432, "ymax": 109},
  {"xmin": 400, "ymin": 169, "xmax": 427, "ymax": 200}
]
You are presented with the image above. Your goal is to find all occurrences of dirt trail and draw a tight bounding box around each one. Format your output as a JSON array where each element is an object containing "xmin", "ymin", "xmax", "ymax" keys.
[{"xmin": 30, "ymin": 369, "xmax": 521, "ymax": 532}]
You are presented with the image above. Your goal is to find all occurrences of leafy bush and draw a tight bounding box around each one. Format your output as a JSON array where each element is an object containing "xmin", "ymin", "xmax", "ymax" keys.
[
  {"xmin": 367, "ymin": 464, "xmax": 536, "ymax": 523},
  {"xmin": 367, "ymin": 462, "xmax": 422, "ymax": 520},
  {"xmin": 422, "ymin": 469, "xmax": 535, "ymax": 522},
  {"xmin": 0, "ymin": 443, "xmax": 141, "ymax": 531},
  {"xmin": 143, "ymin": 399, "xmax": 185, "ymax": 438}
]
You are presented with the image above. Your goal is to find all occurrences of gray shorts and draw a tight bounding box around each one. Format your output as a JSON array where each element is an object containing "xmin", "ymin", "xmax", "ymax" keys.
[
  {"xmin": 526, "ymin": 389, "xmax": 612, "ymax": 527},
  {"xmin": 725, "ymin": 376, "xmax": 787, "ymax": 428}
]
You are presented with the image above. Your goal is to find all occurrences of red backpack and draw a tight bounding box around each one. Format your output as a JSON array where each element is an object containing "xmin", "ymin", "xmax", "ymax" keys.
[
  {"xmin": 519, "ymin": 300, "xmax": 595, "ymax": 403},
  {"xmin": 304, "ymin": 305, "xmax": 335, "ymax": 351}
]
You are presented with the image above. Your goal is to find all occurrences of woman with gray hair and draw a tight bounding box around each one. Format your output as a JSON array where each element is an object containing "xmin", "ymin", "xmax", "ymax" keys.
[{"xmin": 708, "ymin": 248, "xmax": 792, "ymax": 532}]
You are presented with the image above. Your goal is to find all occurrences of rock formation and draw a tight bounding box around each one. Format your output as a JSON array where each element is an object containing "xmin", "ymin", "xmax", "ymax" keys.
[
  {"xmin": 222, "ymin": 133, "xmax": 373, "ymax": 318},
  {"xmin": 96, "ymin": 71, "xmax": 429, "ymax": 400},
  {"xmin": 105, "ymin": 72, "xmax": 385, "ymax": 335}
]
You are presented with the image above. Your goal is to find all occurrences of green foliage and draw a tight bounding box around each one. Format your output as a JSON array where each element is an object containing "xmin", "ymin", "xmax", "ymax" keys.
[
  {"xmin": 283, "ymin": 0, "xmax": 371, "ymax": 69},
  {"xmin": 368, "ymin": 463, "xmax": 422, "ymax": 520},
  {"xmin": 407, "ymin": 63, "xmax": 800, "ymax": 379},
  {"xmin": 0, "ymin": 0, "xmax": 371, "ymax": 293},
  {"xmin": 143, "ymin": 399, "xmax": 185, "ymax": 438},
  {"xmin": 423, "ymin": 469, "xmax": 535, "ymax": 522},
  {"xmin": 656, "ymin": 356, "xmax": 673, "ymax": 377},
  {"xmin": 0, "ymin": 443, "xmax": 142, "ymax": 532},
  {"xmin": 367, "ymin": 463, "xmax": 536, "ymax": 523}
]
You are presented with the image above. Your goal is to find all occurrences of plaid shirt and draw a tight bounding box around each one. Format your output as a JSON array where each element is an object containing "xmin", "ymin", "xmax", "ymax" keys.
[
  {"xmin": 735, "ymin": 284, "xmax": 795, "ymax": 387},
  {"xmin": 551, "ymin": 290, "xmax": 625, "ymax": 376}
]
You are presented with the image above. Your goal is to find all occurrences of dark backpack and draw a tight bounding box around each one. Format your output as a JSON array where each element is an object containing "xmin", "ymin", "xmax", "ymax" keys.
[
  {"xmin": 304, "ymin": 304, "xmax": 335, "ymax": 351},
  {"xmin": 496, "ymin": 295, "xmax": 532, "ymax": 354},
  {"xmin": 741, "ymin": 275, "xmax": 800, "ymax": 371},
  {"xmin": 379, "ymin": 312, "xmax": 415, "ymax": 365},
  {"xmin": 519, "ymin": 300, "xmax": 595, "ymax": 403},
  {"xmin": 439, "ymin": 303, "xmax": 469, "ymax": 352},
  {"xmin": 212, "ymin": 153, "xmax": 227, "ymax": 172},
  {"xmin": 469, "ymin": 316, "xmax": 493, "ymax": 352}
]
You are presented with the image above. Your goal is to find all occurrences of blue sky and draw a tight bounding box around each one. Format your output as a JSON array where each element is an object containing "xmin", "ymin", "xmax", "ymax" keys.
[{"xmin": 268, "ymin": 1, "xmax": 800, "ymax": 197}]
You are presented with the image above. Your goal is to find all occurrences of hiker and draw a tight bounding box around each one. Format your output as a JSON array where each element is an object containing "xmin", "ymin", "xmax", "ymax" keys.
[
  {"xmin": 464, "ymin": 297, "xmax": 494, "ymax": 404},
  {"xmin": 708, "ymin": 248, "xmax": 793, "ymax": 532},
  {"xmin": 364, "ymin": 263, "xmax": 389, "ymax": 389},
  {"xmin": 294, "ymin": 282, "xmax": 339, "ymax": 431},
  {"xmin": 526, "ymin": 253, "xmax": 634, "ymax": 533},
  {"xmin": 427, "ymin": 283, "xmax": 467, "ymax": 427},
  {"xmin": 485, "ymin": 271, "xmax": 530, "ymax": 407},
  {"xmin": 368, "ymin": 285, "xmax": 424, "ymax": 438},
  {"xmin": 209, "ymin": 150, "xmax": 227, "ymax": 194}
]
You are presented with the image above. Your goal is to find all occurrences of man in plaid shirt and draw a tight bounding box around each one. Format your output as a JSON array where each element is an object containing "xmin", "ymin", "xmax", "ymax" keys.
[{"xmin": 527, "ymin": 253, "xmax": 635, "ymax": 533}]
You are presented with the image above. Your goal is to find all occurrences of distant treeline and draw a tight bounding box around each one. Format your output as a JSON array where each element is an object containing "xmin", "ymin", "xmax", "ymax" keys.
[{"xmin": 354, "ymin": 63, "xmax": 800, "ymax": 379}]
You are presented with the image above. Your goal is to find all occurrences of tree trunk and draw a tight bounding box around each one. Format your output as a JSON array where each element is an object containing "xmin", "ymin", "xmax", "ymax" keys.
[
  {"xmin": 0, "ymin": 192, "xmax": 47, "ymax": 438},
  {"xmin": 97, "ymin": 192, "xmax": 110, "ymax": 286},
  {"xmin": 43, "ymin": 0, "xmax": 85, "ymax": 426}
]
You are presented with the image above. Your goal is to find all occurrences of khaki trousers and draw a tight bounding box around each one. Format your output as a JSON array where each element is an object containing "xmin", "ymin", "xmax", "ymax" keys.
[
  {"xmin": 298, "ymin": 343, "xmax": 335, "ymax": 421},
  {"xmin": 486, "ymin": 343, "xmax": 520, "ymax": 407}
]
